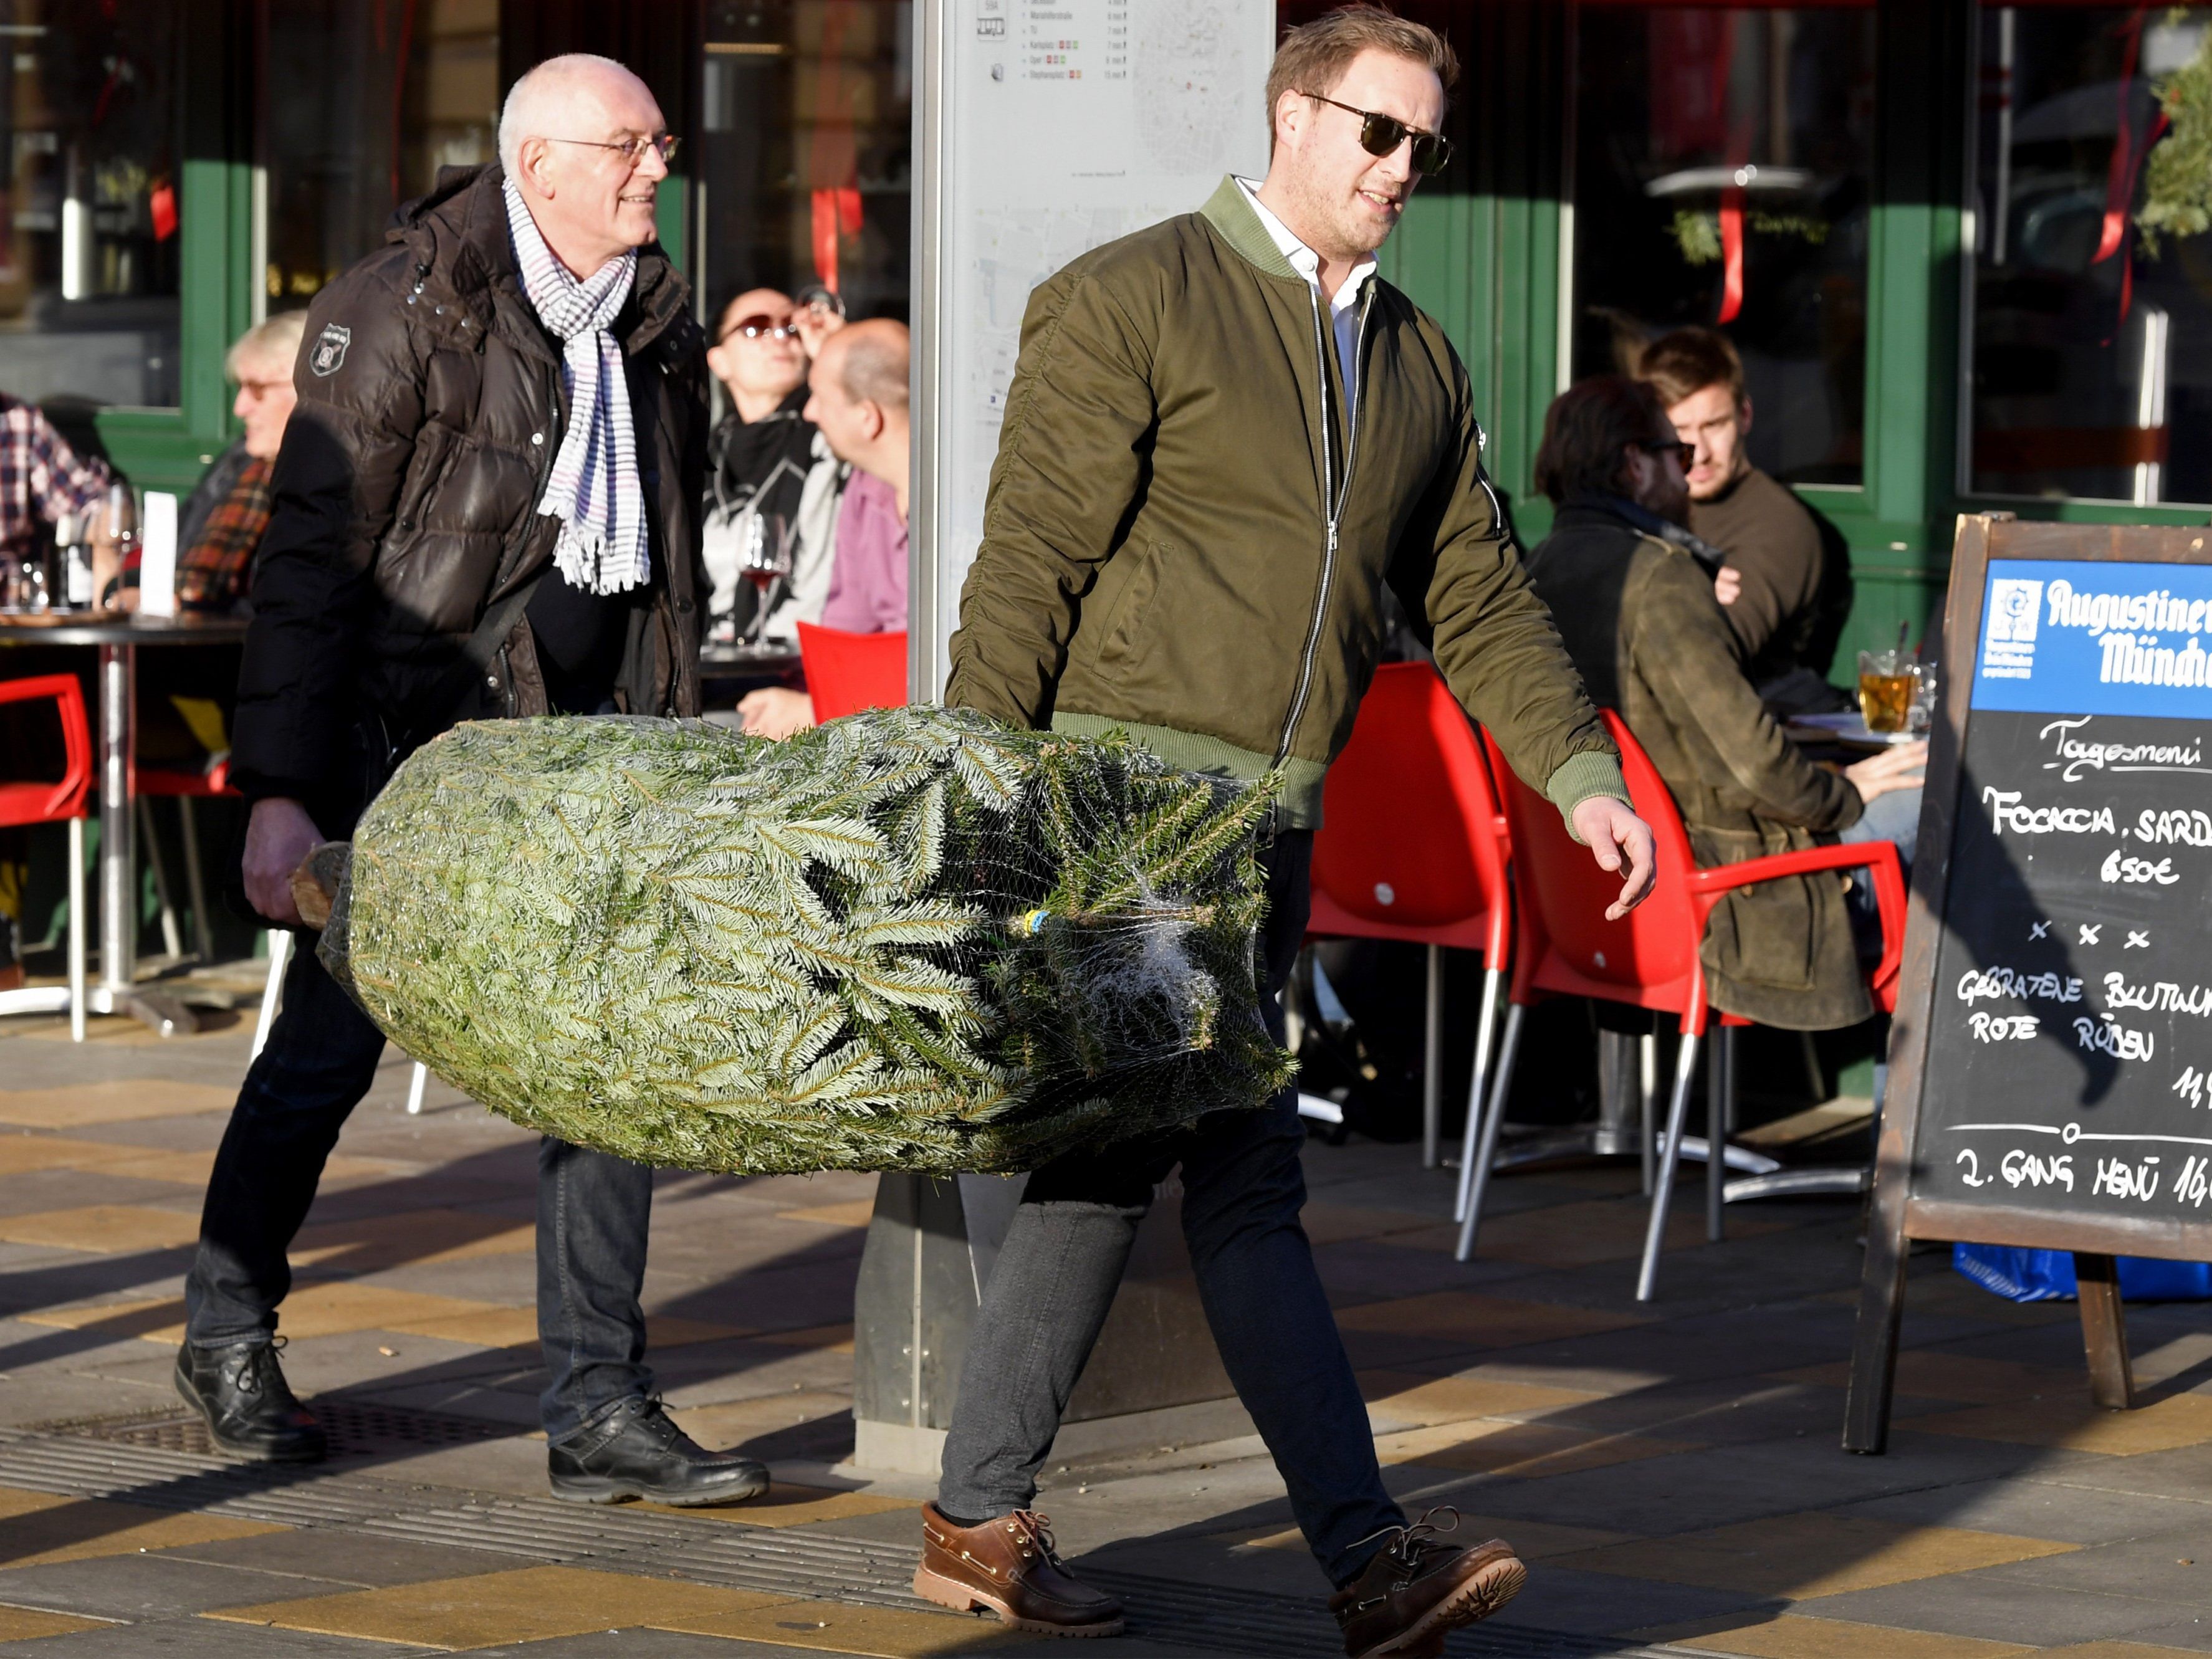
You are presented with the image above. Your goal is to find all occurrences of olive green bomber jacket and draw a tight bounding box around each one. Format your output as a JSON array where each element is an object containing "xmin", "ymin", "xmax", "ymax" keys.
[{"xmin": 944, "ymin": 177, "xmax": 1623, "ymax": 830}]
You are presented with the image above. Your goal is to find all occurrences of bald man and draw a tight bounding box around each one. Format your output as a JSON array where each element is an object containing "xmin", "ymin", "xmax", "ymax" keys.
[
  {"xmin": 739, "ymin": 318, "xmax": 909, "ymax": 737},
  {"xmin": 183, "ymin": 54, "xmax": 767, "ymax": 1508}
]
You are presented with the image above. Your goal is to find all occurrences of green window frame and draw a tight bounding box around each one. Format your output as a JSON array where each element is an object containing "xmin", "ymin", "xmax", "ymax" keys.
[{"xmin": 1375, "ymin": 0, "xmax": 2009, "ymax": 681}]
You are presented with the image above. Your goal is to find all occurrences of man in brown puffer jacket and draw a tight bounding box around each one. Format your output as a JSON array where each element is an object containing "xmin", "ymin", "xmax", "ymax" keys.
[{"xmin": 176, "ymin": 56, "xmax": 765, "ymax": 1508}]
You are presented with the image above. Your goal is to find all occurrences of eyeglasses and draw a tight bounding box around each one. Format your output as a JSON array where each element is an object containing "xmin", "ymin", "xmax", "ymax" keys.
[
  {"xmin": 234, "ymin": 377, "xmax": 289, "ymax": 399},
  {"xmin": 722, "ymin": 314, "xmax": 799, "ymax": 344},
  {"xmin": 1638, "ymin": 438, "xmax": 1696, "ymax": 466},
  {"xmin": 547, "ymin": 132, "xmax": 681, "ymax": 168},
  {"xmin": 1297, "ymin": 92, "xmax": 1453, "ymax": 176}
]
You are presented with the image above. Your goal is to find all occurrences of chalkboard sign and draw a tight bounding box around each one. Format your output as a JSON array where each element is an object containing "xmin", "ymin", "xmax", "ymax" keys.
[{"xmin": 1846, "ymin": 515, "xmax": 2212, "ymax": 1453}]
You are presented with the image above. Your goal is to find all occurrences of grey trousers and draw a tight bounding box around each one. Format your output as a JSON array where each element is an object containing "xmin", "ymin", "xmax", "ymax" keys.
[{"xmin": 936, "ymin": 832, "xmax": 1404, "ymax": 1587}]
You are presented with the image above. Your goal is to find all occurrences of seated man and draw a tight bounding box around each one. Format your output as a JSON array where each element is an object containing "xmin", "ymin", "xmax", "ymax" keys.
[
  {"xmin": 1523, "ymin": 376, "xmax": 1922, "ymax": 1031},
  {"xmin": 173, "ymin": 313, "xmax": 307, "ymax": 613},
  {"xmin": 1638, "ymin": 327, "xmax": 1851, "ymax": 702},
  {"xmin": 701, "ymin": 288, "xmax": 843, "ymax": 644},
  {"xmin": 738, "ymin": 319, "xmax": 908, "ymax": 738}
]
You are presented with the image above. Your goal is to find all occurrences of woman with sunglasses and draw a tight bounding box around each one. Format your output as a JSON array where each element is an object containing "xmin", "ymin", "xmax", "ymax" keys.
[
  {"xmin": 701, "ymin": 289, "xmax": 845, "ymax": 648},
  {"xmin": 1520, "ymin": 374, "xmax": 1924, "ymax": 1033}
]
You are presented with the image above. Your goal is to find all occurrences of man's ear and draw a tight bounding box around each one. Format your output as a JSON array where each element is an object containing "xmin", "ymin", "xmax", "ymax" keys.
[
  {"xmin": 862, "ymin": 400, "xmax": 889, "ymax": 444},
  {"xmin": 516, "ymin": 136, "xmax": 555, "ymax": 199},
  {"xmin": 1737, "ymin": 394, "xmax": 1753, "ymax": 436},
  {"xmin": 1272, "ymin": 88, "xmax": 1307, "ymax": 155}
]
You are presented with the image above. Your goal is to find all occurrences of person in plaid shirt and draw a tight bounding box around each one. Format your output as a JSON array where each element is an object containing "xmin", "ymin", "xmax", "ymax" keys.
[{"xmin": 0, "ymin": 394, "xmax": 110, "ymax": 562}]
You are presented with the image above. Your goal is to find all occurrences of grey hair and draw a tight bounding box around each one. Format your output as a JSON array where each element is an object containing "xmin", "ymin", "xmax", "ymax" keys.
[
  {"xmin": 497, "ymin": 54, "xmax": 635, "ymax": 178},
  {"xmin": 227, "ymin": 311, "xmax": 309, "ymax": 381}
]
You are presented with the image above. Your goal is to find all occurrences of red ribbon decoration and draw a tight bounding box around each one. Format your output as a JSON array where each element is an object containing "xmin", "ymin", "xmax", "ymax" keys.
[{"xmin": 1718, "ymin": 185, "xmax": 1746, "ymax": 325}]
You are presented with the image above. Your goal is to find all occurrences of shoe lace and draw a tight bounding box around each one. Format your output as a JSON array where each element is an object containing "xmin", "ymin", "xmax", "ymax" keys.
[
  {"xmin": 1352, "ymin": 1505, "xmax": 1462, "ymax": 1575},
  {"xmin": 229, "ymin": 1336, "xmax": 289, "ymax": 1398},
  {"xmin": 1007, "ymin": 1509, "xmax": 1063, "ymax": 1564}
]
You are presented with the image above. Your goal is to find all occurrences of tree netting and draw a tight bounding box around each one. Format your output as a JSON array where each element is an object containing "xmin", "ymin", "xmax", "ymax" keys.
[{"xmin": 316, "ymin": 707, "xmax": 1290, "ymax": 1173}]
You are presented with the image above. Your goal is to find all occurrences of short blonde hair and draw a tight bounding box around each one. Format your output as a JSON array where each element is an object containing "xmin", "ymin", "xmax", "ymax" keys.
[
  {"xmin": 227, "ymin": 312, "xmax": 308, "ymax": 383},
  {"xmin": 1266, "ymin": 6, "xmax": 1459, "ymax": 153}
]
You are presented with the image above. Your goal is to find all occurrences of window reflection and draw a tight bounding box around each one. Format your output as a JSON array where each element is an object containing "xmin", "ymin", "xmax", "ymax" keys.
[
  {"xmin": 1968, "ymin": 4, "xmax": 2212, "ymax": 505},
  {"xmin": 1570, "ymin": 2, "xmax": 1875, "ymax": 487},
  {"xmin": 259, "ymin": 0, "xmax": 499, "ymax": 313},
  {"xmin": 696, "ymin": 0, "xmax": 912, "ymax": 323},
  {"xmin": 0, "ymin": 1, "xmax": 182, "ymax": 409}
]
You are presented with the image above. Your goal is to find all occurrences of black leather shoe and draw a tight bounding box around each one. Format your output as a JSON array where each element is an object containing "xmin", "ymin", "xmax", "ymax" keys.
[
  {"xmin": 173, "ymin": 1337, "xmax": 328, "ymax": 1463},
  {"xmin": 547, "ymin": 1395, "xmax": 770, "ymax": 1506}
]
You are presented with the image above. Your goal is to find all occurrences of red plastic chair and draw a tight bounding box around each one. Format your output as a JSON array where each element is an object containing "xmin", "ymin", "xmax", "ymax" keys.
[
  {"xmin": 797, "ymin": 623, "xmax": 907, "ymax": 722},
  {"xmin": 136, "ymin": 753, "xmax": 233, "ymax": 964},
  {"xmin": 0, "ymin": 675, "xmax": 92, "ymax": 1041},
  {"xmin": 1460, "ymin": 712, "xmax": 1905, "ymax": 1300},
  {"xmin": 1306, "ymin": 663, "xmax": 1511, "ymax": 1208}
]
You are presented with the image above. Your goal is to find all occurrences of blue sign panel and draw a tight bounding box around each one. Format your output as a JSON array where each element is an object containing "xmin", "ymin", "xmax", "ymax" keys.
[{"xmin": 1971, "ymin": 558, "xmax": 2212, "ymax": 719}]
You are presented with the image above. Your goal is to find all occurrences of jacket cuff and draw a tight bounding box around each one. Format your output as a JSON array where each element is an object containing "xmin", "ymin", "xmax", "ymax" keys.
[{"xmin": 1544, "ymin": 751, "xmax": 1631, "ymax": 844}]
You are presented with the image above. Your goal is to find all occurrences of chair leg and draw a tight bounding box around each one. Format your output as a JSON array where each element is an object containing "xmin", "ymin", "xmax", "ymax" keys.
[
  {"xmin": 177, "ymin": 796, "xmax": 214, "ymax": 964},
  {"xmin": 1708, "ymin": 1027, "xmax": 1733, "ymax": 1243},
  {"xmin": 137, "ymin": 796, "xmax": 183, "ymax": 962},
  {"xmin": 1637, "ymin": 1028, "xmax": 1704, "ymax": 1303},
  {"xmin": 1422, "ymin": 944, "xmax": 1442, "ymax": 1169},
  {"xmin": 406, "ymin": 1061, "xmax": 429, "ymax": 1116},
  {"xmin": 251, "ymin": 929, "xmax": 292, "ymax": 1061},
  {"xmin": 1452, "ymin": 965, "xmax": 1505, "ymax": 1222},
  {"xmin": 1639, "ymin": 1031, "xmax": 1658, "ymax": 1195},
  {"xmin": 1455, "ymin": 1000, "xmax": 1526, "ymax": 1263},
  {"xmin": 67, "ymin": 818, "xmax": 85, "ymax": 1044}
]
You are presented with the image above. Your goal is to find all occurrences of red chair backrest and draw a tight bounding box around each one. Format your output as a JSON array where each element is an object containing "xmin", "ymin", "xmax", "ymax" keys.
[
  {"xmin": 1485, "ymin": 710, "xmax": 1709, "ymax": 1025},
  {"xmin": 797, "ymin": 623, "xmax": 907, "ymax": 722},
  {"xmin": 0, "ymin": 674, "xmax": 92, "ymax": 827},
  {"xmin": 1312, "ymin": 662, "xmax": 1506, "ymax": 930}
]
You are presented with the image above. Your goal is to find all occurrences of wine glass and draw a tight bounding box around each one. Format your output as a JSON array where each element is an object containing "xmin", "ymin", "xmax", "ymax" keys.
[{"xmin": 737, "ymin": 511, "xmax": 794, "ymax": 647}]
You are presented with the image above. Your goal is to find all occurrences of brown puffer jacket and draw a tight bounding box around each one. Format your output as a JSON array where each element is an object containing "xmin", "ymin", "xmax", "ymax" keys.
[
  {"xmin": 232, "ymin": 163, "xmax": 707, "ymax": 826},
  {"xmin": 1525, "ymin": 502, "xmax": 1869, "ymax": 1031}
]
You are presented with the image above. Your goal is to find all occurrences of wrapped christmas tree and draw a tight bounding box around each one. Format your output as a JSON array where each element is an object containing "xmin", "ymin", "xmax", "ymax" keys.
[{"xmin": 314, "ymin": 707, "xmax": 1288, "ymax": 1174}]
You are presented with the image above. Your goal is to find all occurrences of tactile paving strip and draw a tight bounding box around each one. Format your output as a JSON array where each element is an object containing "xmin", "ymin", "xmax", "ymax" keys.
[
  {"xmin": 0, "ymin": 1427, "xmax": 1678, "ymax": 1658},
  {"xmin": 42, "ymin": 1398, "xmax": 514, "ymax": 1459}
]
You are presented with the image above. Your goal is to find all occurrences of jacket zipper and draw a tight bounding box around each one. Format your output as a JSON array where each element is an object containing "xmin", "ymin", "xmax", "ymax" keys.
[{"xmin": 1275, "ymin": 282, "xmax": 1373, "ymax": 767}]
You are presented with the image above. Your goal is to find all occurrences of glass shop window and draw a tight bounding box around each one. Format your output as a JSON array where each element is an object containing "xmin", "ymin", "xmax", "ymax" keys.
[
  {"xmin": 694, "ymin": 0, "xmax": 913, "ymax": 325},
  {"xmin": 259, "ymin": 0, "xmax": 500, "ymax": 313},
  {"xmin": 0, "ymin": 2, "xmax": 184, "ymax": 409},
  {"xmin": 1569, "ymin": 2, "xmax": 1877, "ymax": 487},
  {"xmin": 1968, "ymin": 4, "xmax": 2212, "ymax": 505}
]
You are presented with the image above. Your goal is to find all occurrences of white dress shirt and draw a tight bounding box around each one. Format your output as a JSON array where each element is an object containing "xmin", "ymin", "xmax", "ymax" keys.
[{"xmin": 1234, "ymin": 177, "xmax": 1376, "ymax": 418}]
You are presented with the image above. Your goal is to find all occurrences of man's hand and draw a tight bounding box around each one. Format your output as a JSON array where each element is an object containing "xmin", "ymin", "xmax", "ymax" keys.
[
  {"xmin": 1571, "ymin": 795, "xmax": 1658, "ymax": 920},
  {"xmin": 243, "ymin": 797, "xmax": 323, "ymax": 926},
  {"xmin": 737, "ymin": 686, "xmax": 817, "ymax": 740},
  {"xmin": 1713, "ymin": 565, "xmax": 1742, "ymax": 606}
]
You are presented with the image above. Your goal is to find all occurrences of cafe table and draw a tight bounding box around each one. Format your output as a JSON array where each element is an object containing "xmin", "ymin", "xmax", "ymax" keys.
[{"xmin": 0, "ymin": 612, "xmax": 251, "ymax": 1036}]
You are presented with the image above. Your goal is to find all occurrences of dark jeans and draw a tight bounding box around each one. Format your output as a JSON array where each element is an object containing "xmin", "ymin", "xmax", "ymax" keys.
[
  {"xmin": 936, "ymin": 831, "xmax": 1402, "ymax": 1587},
  {"xmin": 183, "ymin": 940, "xmax": 657, "ymax": 1441}
]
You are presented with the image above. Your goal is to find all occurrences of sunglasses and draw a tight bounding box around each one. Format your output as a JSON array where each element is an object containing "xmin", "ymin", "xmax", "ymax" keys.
[
  {"xmin": 1639, "ymin": 438, "xmax": 1696, "ymax": 466},
  {"xmin": 1298, "ymin": 92, "xmax": 1453, "ymax": 176},
  {"xmin": 723, "ymin": 315, "xmax": 800, "ymax": 343}
]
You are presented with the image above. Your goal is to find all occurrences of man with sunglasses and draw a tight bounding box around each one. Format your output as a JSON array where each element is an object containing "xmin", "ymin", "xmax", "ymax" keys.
[
  {"xmin": 926, "ymin": 7, "xmax": 1654, "ymax": 1653},
  {"xmin": 702, "ymin": 289, "xmax": 844, "ymax": 648},
  {"xmin": 180, "ymin": 54, "xmax": 768, "ymax": 1509}
]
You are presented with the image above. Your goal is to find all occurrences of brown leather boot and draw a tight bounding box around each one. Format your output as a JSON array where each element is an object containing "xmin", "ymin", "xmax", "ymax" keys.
[
  {"xmin": 1328, "ymin": 1508, "xmax": 1525, "ymax": 1659},
  {"xmin": 912, "ymin": 1503, "xmax": 1126, "ymax": 1637}
]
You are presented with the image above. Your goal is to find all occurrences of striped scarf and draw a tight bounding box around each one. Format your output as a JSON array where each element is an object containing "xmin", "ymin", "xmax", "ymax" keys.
[{"xmin": 504, "ymin": 178, "xmax": 649, "ymax": 595}]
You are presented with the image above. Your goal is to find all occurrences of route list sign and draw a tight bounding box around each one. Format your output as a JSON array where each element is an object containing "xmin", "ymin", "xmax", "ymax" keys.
[{"xmin": 1847, "ymin": 517, "xmax": 2212, "ymax": 1453}]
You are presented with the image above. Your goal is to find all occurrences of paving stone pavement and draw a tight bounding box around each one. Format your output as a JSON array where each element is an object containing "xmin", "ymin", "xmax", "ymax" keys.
[{"xmin": 0, "ymin": 1000, "xmax": 2208, "ymax": 1655}]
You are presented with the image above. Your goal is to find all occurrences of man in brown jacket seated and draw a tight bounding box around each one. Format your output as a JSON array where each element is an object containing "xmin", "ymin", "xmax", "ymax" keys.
[
  {"xmin": 1639, "ymin": 327, "xmax": 1852, "ymax": 707},
  {"xmin": 1523, "ymin": 376, "xmax": 1922, "ymax": 1031}
]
